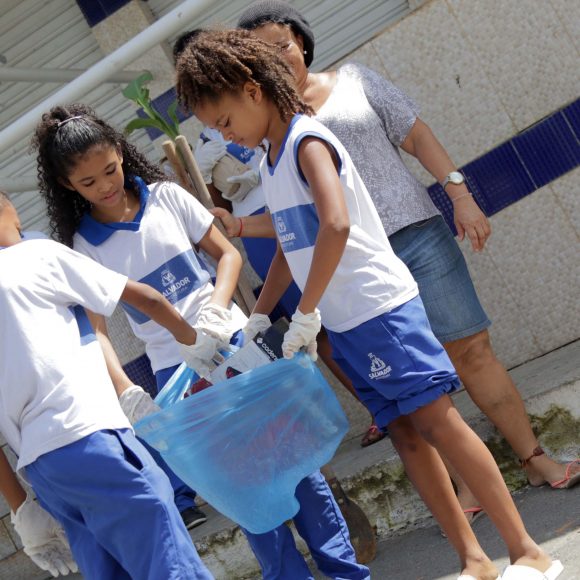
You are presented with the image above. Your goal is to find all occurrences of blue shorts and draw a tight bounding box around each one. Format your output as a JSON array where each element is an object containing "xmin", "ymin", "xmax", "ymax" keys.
[
  {"xmin": 388, "ymin": 215, "xmax": 491, "ymax": 343},
  {"xmin": 26, "ymin": 429, "xmax": 212, "ymax": 580},
  {"xmin": 327, "ymin": 296, "xmax": 460, "ymax": 429}
]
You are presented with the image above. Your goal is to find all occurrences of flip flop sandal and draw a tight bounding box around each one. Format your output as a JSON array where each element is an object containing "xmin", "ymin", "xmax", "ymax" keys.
[
  {"xmin": 548, "ymin": 459, "xmax": 580, "ymax": 489},
  {"xmin": 521, "ymin": 447, "xmax": 580, "ymax": 489},
  {"xmin": 501, "ymin": 560, "xmax": 563, "ymax": 580},
  {"xmin": 463, "ymin": 506, "xmax": 485, "ymax": 524},
  {"xmin": 360, "ymin": 424, "xmax": 386, "ymax": 447}
]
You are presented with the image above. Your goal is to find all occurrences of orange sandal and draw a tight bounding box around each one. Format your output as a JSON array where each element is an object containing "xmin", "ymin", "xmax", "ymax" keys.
[
  {"xmin": 360, "ymin": 424, "xmax": 386, "ymax": 447},
  {"xmin": 521, "ymin": 447, "xmax": 580, "ymax": 489}
]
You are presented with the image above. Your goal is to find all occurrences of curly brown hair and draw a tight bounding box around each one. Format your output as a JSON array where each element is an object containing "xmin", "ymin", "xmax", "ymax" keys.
[
  {"xmin": 31, "ymin": 103, "xmax": 166, "ymax": 247},
  {"xmin": 176, "ymin": 28, "xmax": 313, "ymax": 122}
]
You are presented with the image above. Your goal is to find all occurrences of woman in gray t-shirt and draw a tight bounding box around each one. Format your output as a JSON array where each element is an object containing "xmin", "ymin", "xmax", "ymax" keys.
[{"xmin": 230, "ymin": 0, "xmax": 580, "ymax": 515}]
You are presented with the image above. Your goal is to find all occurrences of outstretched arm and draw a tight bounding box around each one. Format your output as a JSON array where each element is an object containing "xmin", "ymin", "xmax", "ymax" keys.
[
  {"xmin": 121, "ymin": 280, "xmax": 198, "ymax": 346},
  {"xmin": 210, "ymin": 208, "xmax": 276, "ymax": 239},
  {"xmin": 400, "ymin": 118, "xmax": 490, "ymax": 252},
  {"xmin": 197, "ymin": 223, "xmax": 242, "ymax": 308},
  {"xmin": 86, "ymin": 311, "xmax": 133, "ymax": 397}
]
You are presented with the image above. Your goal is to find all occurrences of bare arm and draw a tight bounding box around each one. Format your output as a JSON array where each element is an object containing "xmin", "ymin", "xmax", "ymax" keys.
[
  {"xmin": 0, "ymin": 449, "xmax": 26, "ymax": 512},
  {"xmin": 121, "ymin": 280, "xmax": 197, "ymax": 346},
  {"xmin": 253, "ymin": 243, "xmax": 294, "ymax": 315},
  {"xmin": 297, "ymin": 137, "xmax": 350, "ymax": 314},
  {"xmin": 400, "ymin": 118, "xmax": 490, "ymax": 252},
  {"xmin": 197, "ymin": 223, "xmax": 243, "ymax": 308},
  {"xmin": 86, "ymin": 311, "xmax": 133, "ymax": 397},
  {"xmin": 210, "ymin": 208, "xmax": 276, "ymax": 239}
]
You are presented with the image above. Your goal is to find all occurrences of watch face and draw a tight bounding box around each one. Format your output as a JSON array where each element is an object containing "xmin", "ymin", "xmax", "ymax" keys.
[{"xmin": 448, "ymin": 171, "xmax": 464, "ymax": 185}]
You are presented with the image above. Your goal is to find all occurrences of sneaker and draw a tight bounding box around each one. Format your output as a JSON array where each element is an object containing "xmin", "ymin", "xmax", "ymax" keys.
[{"xmin": 181, "ymin": 506, "xmax": 208, "ymax": 530}]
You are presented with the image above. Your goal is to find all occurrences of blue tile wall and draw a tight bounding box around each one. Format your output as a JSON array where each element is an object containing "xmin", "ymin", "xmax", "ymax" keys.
[
  {"xmin": 76, "ymin": 0, "xmax": 131, "ymax": 27},
  {"xmin": 139, "ymin": 87, "xmax": 192, "ymax": 141},
  {"xmin": 562, "ymin": 99, "xmax": 580, "ymax": 142},
  {"xmin": 512, "ymin": 112, "xmax": 580, "ymax": 189},
  {"xmin": 428, "ymin": 97, "xmax": 580, "ymax": 231},
  {"xmin": 123, "ymin": 354, "xmax": 157, "ymax": 398}
]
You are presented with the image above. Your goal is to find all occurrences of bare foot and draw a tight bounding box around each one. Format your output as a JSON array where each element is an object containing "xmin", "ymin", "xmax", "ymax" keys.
[
  {"xmin": 461, "ymin": 557, "xmax": 499, "ymax": 580},
  {"xmin": 525, "ymin": 454, "xmax": 580, "ymax": 488},
  {"xmin": 456, "ymin": 488, "xmax": 483, "ymax": 524}
]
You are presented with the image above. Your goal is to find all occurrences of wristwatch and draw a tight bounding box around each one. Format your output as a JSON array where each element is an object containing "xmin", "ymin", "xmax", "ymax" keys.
[{"xmin": 441, "ymin": 171, "xmax": 465, "ymax": 190}]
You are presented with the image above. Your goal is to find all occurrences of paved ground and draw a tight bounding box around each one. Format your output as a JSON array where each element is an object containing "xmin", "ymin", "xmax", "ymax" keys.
[{"xmin": 357, "ymin": 485, "xmax": 580, "ymax": 580}]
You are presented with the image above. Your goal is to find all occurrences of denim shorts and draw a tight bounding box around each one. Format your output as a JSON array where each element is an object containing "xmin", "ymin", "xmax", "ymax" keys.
[{"xmin": 388, "ymin": 215, "xmax": 491, "ymax": 344}]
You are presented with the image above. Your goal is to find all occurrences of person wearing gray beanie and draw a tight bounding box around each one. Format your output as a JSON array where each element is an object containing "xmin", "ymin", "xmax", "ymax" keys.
[{"xmin": 238, "ymin": 0, "xmax": 315, "ymax": 67}]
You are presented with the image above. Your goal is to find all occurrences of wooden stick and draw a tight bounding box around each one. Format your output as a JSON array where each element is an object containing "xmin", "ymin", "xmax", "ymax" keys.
[
  {"xmin": 162, "ymin": 140, "xmax": 190, "ymax": 191},
  {"xmin": 173, "ymin": 135, "xmax": 257, "ymax": 315}
]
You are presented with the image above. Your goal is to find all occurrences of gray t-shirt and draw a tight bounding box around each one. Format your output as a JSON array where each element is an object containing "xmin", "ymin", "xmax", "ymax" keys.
[{"xmin": 315, "ymin": 63, "xmax": 439, "ymax": 236}]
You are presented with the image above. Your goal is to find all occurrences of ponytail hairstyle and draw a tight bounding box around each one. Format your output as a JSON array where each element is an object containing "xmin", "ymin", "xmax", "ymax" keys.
[
  {"xmin": 31, "ymin": 103, "xmax": 165, "ymax": 247},
  {"xmin": 176, "ymin": 28, "xmax": 313, "ymax": 122}
]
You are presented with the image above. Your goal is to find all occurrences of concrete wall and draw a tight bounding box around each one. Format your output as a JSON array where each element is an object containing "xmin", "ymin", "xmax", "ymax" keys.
[{"xmin": 94, "ymin": 0, "xmax": 580, "ymax": 372}]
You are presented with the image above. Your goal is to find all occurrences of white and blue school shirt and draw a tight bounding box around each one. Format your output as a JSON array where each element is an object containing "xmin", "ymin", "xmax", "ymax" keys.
[
  {"xmin": 0, "ymin": 240, "xmax": 131, "ymax": 470},
  {"xmin": 261, "ymin": 115, "xmax": 418, "ymax": 333},
  {"xmin": 73, "ymin": 177, "xmax": 247, "ymax": 373}
]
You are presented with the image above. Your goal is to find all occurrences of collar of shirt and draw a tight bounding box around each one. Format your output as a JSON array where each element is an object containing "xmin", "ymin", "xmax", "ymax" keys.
[{"xmin": 76, "ymin": 175, "xmax": 150, "ymax": 246}]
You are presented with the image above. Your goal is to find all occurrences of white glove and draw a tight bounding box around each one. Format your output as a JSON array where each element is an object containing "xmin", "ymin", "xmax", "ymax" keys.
[
  {"xmin": 223, "ymin": 169, "xmax": 260, "ymax": 202},
  {"xmin": 179, "ymin": 330, "xmax": 219, "ymax": 378},
  {"xmin": 119, "ymin": 385, "xmax": 160, "ymax": 424},
  {"xmin": 11, "ymin": 496, "xmax": 78, "ymax": 577},
  {"xmin": 194, "ymin": 138, "xmax": 227, "ymax": 184},
  {"xmin": 282, "ymin": 309, "xmax": 321, "ymax": 361},
  {"xmin": 196, "ymin": 303, "xmax": 237, "ymax": 347},
  {"xmin": 243, "ymin": 313, "xmax": 272, "ymax": 344}
]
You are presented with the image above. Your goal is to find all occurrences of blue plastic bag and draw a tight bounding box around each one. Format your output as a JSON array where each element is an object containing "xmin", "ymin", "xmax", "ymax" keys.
[{"xmin": 135, "ymin": 353, "xmax": 349, "ymax": 533}]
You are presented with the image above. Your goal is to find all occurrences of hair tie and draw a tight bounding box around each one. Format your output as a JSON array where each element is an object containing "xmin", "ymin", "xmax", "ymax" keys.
[{"xmin": 56, "ymin": 115, "xmax": 84, "ymax": 129}]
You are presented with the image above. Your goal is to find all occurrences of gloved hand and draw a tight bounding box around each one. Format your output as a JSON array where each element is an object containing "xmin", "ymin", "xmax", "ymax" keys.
[
  {"xmin": 282, "ymin": 309, "xmax": 321, "ymax": 361},
  {"xmin": 194, "ymin": 138, "xmax": 227, "ymax": 184},
  {"xmin": 196, "ymin": 303, "xmax": 237, "ymax": 347},
  {"xmin": 179, "ymin": 329, "xmax": 219, "ymax": 378},
  {"xmin": 223, "ymin": 169, "xmax": 260, "ymax": 202},
  {"xmin": 119, "ymin": 385, "xmax": 160, "ymax": 424},
  {"xmin": 243, "ymin": 313, "xmax": 272, "ymax": 344},
  {"xmin": 11, "ymin": 496, "xmax": 78, "ymax": 577}
]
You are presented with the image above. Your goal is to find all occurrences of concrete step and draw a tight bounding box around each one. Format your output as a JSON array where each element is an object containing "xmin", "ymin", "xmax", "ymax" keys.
[{"xmin": 189, "ymin": 340, "xmax": 580, "ymax": 579}]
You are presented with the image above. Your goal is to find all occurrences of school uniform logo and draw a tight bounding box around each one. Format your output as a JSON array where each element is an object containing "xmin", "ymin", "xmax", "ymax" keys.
[
  {"xmin": 122, "ymin": 250, "xmax": 204, "ymax": 324},
  {"xmin": 368, "ymin": 353, "xmax": 391, "ymax": 380},
  {"xmin": 272, "ymin": 204, "xmax": 319, "ymax": 253},
  {"xmin": 161, "ymin": 269, "xmax": 176, "ymax": 287}
]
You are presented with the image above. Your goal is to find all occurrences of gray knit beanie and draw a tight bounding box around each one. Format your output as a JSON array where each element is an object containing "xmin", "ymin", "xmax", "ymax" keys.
[{"xmin": 237, "ymin": 0, "xmax": 315, "ymax": 67}]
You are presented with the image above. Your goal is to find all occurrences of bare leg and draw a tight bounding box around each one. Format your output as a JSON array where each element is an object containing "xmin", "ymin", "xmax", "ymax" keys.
[
  {"xmin": 389, "ymin": 416, "xmax": 498, "ymax": 578},
  {"xmin": 445, "ymin": 329, "xmax": 579, "ymax": 487},
  {"xmin": 410, "ymin": 395, "xmax": 551, "ymax": 572}
]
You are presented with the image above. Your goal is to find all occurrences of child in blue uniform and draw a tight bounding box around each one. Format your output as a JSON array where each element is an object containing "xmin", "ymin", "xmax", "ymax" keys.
[
  {"xmin": 175, "ymin": 29, "xmax": 563, "ymax": 580},
  {"xmin": 32, "ymin": 104, "xmax": 248, "ymax": 530},
  {"xmin": 0, "ymin": 191, "xmax": 213, "ymax": 579}
]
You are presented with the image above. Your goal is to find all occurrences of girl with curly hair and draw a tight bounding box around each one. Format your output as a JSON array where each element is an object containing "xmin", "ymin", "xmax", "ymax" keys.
[
  {"xmin": 175, "ymin": 28, "xmax": 561, "ymax": 580},
  {"xmin": 32, "ymin": 103, "xmax": 248, "ymax": 532}
]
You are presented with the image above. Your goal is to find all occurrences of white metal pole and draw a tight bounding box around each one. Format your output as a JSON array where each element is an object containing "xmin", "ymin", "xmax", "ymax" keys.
[
  {"xmin": 0, "ymin": 67, "xmax": 147, "ymax": 84},
  {"xmin": 0, "ymin": 0, "xmax": 213, "ymax": 158}
]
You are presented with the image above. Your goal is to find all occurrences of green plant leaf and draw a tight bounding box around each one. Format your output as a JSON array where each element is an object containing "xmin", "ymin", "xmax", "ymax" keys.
[
  {"xmin": 167, "ymin": 100, "xmax": 180, "ymax": 130},
  {"xmin": 122, "ymin": 71, "xmax": 153, "ymax": 103},
  {"xmin": 125, "ymin": 117, "xmax": 165, "ymax": 135}
]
